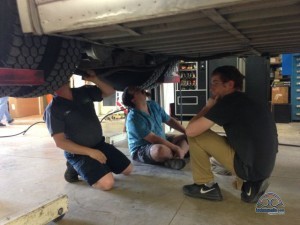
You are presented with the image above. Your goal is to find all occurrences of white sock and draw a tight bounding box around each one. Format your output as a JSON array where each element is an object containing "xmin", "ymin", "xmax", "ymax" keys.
[{"xmin": 205, "ymin": 181, "xmax": 215, "ymax": 188}]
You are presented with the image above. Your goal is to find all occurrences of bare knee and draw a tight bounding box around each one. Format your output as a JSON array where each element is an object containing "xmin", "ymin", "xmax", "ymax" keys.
[
  {"xmin": 151, "ymin": 145, "xmax": 172, "ymax": 161},
  {"xmin": 122, "ymin": 163, "xmax": 133, "ymax": 175},
  {"xmin": 92, "ymin": 173, "xmax": 114, "ymax": 191}
]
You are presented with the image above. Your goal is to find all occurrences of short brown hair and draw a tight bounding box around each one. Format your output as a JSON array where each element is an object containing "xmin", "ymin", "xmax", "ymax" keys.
[
  {"xmin": 212, "ymin": 66, "xmax": 244, "ymax": 90},
  {"xmin": 122, "ymin": 86, "xmax": 139, "ymax": 108}
]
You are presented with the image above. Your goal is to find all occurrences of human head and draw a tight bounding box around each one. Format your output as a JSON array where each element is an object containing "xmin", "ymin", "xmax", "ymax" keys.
[
  {"xmin": 122, "ymin": 86, "xmax": 147, "ymax": 108},
  {"xmin": 54, "ymin": 81, "xmax": 70, "ymax": 96},
  {"xmin": 211, "ymin": 65, "xmax": 244, "ymax": 90}
]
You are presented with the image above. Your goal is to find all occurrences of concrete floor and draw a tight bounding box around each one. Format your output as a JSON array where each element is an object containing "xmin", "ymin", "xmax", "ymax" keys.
[{"xmin": 0, "ymin": 116, "xmax": 299, "ymax": 225}]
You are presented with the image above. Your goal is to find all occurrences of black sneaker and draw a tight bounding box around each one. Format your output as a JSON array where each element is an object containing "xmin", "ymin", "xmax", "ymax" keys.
[
  {"xmin": 184, "ymin": 151, "xmax": 190, "ymax": 159},
  {"xmin": 241, "ymin": 178, "xmax": 269, "ymax": 203},
  {"xmin": 64, "ymin": 161, "xmax": 79, "ymax": 183},
  {"xmin": 183, "ymin": 183, "xmax": 223, "ymax": 201},
  {"xmin": 164, "ymin": 158, "xmax": 186, "ymax": 170},
  {"xmin": 0, "ymin": 123, "xmax": 6, "ymax": 127},
  {"xmin": 7, "ymin": 119, "xmax": 14, "ymax": 124}
]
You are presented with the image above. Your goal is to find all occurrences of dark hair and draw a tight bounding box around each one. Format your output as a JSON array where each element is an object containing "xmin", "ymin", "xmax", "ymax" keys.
[
  {"xmin": 122, "ymin": 86, "xmax": 137, "ymax": 108},
  {"xmin": 212, "ymin": 65, "xmax": 244, "ymax": 90}
]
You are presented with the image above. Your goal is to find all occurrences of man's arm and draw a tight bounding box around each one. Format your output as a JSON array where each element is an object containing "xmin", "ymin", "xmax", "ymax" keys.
[
  {"xmin": 165, "ymin": 117, "xmax": 186, "ymax": 134},
  {"xmin": 185, "ymin": 98, "xmax": 217, "ymax": 137},
  {"xmin": 85, "ymin": 70, "xmax": 115, "ymax": 97},
  {"xmin": 52, "ymin": 133, "xmax": 107, "ymax": 164}
]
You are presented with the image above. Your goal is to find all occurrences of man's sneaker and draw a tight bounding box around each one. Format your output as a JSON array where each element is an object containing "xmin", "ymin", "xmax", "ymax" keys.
[
  {"xmin": 241, "ymin": 178, "xmax": 270, "ymax": 203},
  {"xmin": 0, "ymin": 123, "xmax": 6, "ymax": 127},
  {"xmin": 64, "ymin": 161, "xmax": 79, "ymax": 183},
  {"xmin": 184, "ymin": 151, "xmax": 190, "ymax": 159},
  {"xmin": 164, "ymin": 158, "xmax": 186, "ymax": 170},
  {"xmin": 183, "ymin": 183, "xmax": 223, "ymax": 201},
  {"xmin": 7, "ymin": 119, "xmax": 14, "ymax": 124}
]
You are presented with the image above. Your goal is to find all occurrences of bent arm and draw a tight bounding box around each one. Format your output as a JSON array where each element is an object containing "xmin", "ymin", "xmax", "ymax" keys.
[
  {"xmin": 85, "ymin": 70, "xmax": 115, "ymax": 97},
  {"xmin": 165, "ymin": 117, "xmax": 186, "ymax": 134},
  {"xmin": 143, "ymin": 132, "xmax": 179, "ymax": 152},
  {"xmin": 186, "ymin": 117, "xmax": 214, "ymax": 137},
  {"xmin": 52, "ymin": 133, "xmax": 107, "ymax": 164},
  {"xmin": 186, "ymin": 98, "xmax": 217, "ymax": 137},
  {"xmin": 53, "ymin": 133, "xmax": 96, "ymax": 156}
]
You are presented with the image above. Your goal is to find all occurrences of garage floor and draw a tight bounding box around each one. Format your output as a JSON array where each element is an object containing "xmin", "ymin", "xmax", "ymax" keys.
[{"xmin": 0, "ymin": 116, "xmax": 299, "ymax": 225}]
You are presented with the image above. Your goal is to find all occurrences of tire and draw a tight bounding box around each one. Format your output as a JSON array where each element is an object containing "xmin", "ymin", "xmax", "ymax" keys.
[
  {"xmin": 0, "ymin": 0, "xmax": 81, "ymax": 98},
  {"xmin": 140, "ymin": 60, "xmax": 178, "ymax": 90},
  {"xmin": 0, "ymin": 86, "xmax": 21, "ymax": 97}
]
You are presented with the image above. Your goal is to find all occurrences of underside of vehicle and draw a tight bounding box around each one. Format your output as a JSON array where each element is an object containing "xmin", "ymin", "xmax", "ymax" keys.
[{"xmin": 0, "ymin": 0, "xmax": 300, "ymax": 97}]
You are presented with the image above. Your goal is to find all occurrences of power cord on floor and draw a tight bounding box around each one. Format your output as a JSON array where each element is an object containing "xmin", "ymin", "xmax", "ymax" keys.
[
  {"xmin": 0, "ymin": 109, "xmax": 125, "ymax": 138},
  {"xmin": 0, "ymin": 121, "xmax": 45, "ymax": 138},
  {"xmin": 277, "ymin": 143, "xmax": 300, "ymax": 148},
  {"xmin": 100, "ymin": 109, "xmax": 124, "ymax": 123}
]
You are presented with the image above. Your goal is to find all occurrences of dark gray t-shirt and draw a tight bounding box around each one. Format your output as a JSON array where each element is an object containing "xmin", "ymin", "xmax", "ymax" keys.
[
  {"xmin": 205, "ymin": 91, "xmax": 278, "ymax": 181},
  {"xmin": 44, "ymin": 86, "xmax": 104, "ymax": 148}
]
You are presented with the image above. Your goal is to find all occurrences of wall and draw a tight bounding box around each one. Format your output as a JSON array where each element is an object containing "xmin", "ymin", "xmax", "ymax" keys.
[{"xmin": 245, "ymin": 56, "xmax": 270, "ymax": 106}]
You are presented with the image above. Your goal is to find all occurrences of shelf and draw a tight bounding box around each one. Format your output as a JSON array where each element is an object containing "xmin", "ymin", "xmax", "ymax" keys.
[
  {"xmin": 179, "ymin": 62, "xmax": 197, "ymax": 71},
  {"xmin": 178, "ymin": 61, "xmax": 198, "ymax": 90}
]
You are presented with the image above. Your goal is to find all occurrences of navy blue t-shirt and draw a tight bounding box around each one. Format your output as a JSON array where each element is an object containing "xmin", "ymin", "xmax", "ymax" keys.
[
  {"xmin": 205, "ymin": 91, "xmax": 278, "ymax": 181},
  {"xmin": 44, "ymin": 86, "xmax": 104, "ymax": 148}
]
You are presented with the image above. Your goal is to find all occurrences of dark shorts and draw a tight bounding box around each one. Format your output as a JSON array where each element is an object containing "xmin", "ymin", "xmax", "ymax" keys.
[
  {"xmin": 65, "ymin": 141, "xmax": 131, "ymax": 186},
  {"xmin": 132, "ymin": 135, "xmax": 176, "ymax": 165},
  {"xmin": 132, "ymin": 144, "xmax": 157, "ymax": 164}
]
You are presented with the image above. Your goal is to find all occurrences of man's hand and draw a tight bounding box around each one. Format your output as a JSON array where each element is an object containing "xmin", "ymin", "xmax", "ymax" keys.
[
  {"xmin": 83, "ymin": 70, "xmax": 98, "ymax": 82},
  {"xmin": 172, "ymin": 135, "xmax": 186, "ymax": 144},
  {"xmin": 206, "ymin": 96, "xmax": 219, "ymax": 109},
  {"xmin": 88, "ymin": 149, "xmax": 107, "ymax": 164},
  {"xmin": 172, "ymin": 146, "xmax": 185, "ymax": 159},
  {"xmin": 83, "ymin": 69, "xmax": 115, "ymax": 97}
]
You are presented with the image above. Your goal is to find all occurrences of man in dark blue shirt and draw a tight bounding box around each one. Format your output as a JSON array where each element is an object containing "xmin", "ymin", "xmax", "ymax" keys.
[
  {"xmin": 183, "ymin": 66, "xmax": 278, "ymax": 203},
  {"xmin": 44, "ymin": 71, "xmax": 132, "ymax": 191}
]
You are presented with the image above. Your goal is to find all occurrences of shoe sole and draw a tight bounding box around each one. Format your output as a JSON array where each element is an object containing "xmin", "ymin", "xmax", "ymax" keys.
[{"xmin": 64, "ymin": 174, "xmax": 80, "ymax": 183}]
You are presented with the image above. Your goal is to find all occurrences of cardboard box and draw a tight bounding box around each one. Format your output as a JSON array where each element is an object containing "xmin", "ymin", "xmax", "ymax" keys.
[
  {"xmin": 270, "ymin": 57, "xmax": 281, "ymax": 64},
  {"xmin": 271, "ymin": 87, "xmax": 289, "ymax": 104},
  {"xmin": 8, "ymin": 97, "xmax": 42, "ymax": 118}
]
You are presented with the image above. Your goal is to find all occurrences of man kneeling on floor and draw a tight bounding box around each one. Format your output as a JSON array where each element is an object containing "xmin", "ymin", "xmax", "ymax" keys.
[
  {"xmin": 44, "ymin": 70, "xmax": 133, "ymax": 191},
  {"xmin": 183, "ymin": 66, "xmax": 278, "ymax": 203},
  {"xmin": 122, "ymin": 86, "xmax": 189, "ymax": 170}
]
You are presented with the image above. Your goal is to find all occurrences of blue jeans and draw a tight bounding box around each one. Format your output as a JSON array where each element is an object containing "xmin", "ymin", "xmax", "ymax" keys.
[{"xmin": 0, "ymin": 97, "xmax": 12, "ymax": 122}]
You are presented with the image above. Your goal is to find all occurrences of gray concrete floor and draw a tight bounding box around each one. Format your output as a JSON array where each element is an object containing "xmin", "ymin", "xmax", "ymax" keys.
[{"xmin": 0, "ymin": 116, "xmax": 299, "ymax": 225}]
